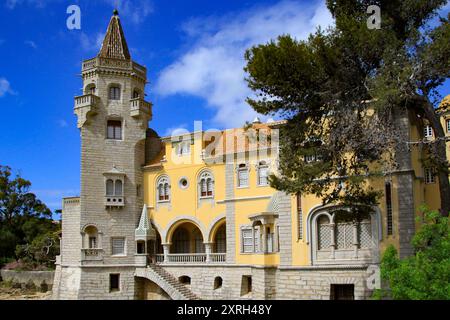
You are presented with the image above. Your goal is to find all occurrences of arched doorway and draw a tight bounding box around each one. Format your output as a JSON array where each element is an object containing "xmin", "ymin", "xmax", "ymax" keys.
[
  {"xmin": 213, "ymin": 224, "xmax": 226, "ymax": 253},
  {"xmin": 135, "ymin": 277, "xmax": 171, "ymax": 300},
  {"xmin": 170, "ymin": 222, "xmax": 205, "ymax": 254}
]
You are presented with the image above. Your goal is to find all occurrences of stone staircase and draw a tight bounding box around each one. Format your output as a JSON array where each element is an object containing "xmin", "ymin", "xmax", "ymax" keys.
[{"xmin": 138, "ymin": 264, "xmax": 200, "ymax": 300}]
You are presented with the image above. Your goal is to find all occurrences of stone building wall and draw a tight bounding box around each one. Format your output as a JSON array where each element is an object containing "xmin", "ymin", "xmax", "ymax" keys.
[{"xmin": 153, "ymin": 264, "xmax": 371, "ymax": 300}]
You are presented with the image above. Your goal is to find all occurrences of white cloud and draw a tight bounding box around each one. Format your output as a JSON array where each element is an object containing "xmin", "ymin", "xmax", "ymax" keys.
[
  {"xmin": 155, "ymin": 0, "xmax": 333, "ymax": 128},
  {"xmin": 0, "ymin": 78, "xmax": 15, "ymax": 97},
  {"xmin": 163, "ymin": 123, "xmax": 189, "ymax": 137},
  {"xmin": 57, "ymin": 119, "xmax": 68, "ymax": 127},
  {"xmin": 80, "ymin": 32, "xmax": 105, "ymax": 53},
  {"xmin": 24, "ymin": 40, "xmax": 37, "ymax": 49},
  {"xmin": 102, "ymin": 0, "xmax": 153, "ymax": 25},
  {"xmin": 6, "ymin": 0, "xmax": 48, "ymax": 9}
]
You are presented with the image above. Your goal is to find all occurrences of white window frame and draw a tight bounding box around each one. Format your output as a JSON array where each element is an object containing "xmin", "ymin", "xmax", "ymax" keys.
[
  {"xmin": 111, "ymin": 237, "xmax": 126, "ymax": 256},
  {"xmin": 240, "ymin": 226, "xmax": 261, "ymax": 253},
  {"xmin": 256, "ymin": 161, "xmax": 269, "ymax": 186},
  {"xmin": 156, "ymin": 176, "xmax": 170, "ymax": 202},
  {"xmin": 198, "ymin": 171, "xmax": 214, "ymax": 199},
  {"xmin": 105, "ymin": 179, "xmax": 123, "ymax": 196},
  {"xmin": 241, "ymin": 228, "xmax": 254, "ymax": 253},
  {"xmin": 175, "ymin": 141, "xmax": 191, "ymax": 156},
  {"xmin": 237, "ymin": 163, "xmax": 249, "ymax": 188},
  {"xmin": 424, "ymin": 125, "xmax": 433, "ymax": 139}
]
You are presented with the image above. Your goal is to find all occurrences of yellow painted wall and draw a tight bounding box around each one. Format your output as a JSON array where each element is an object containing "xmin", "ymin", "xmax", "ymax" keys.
[{"xmin": 143, "ymin": 107, "xmax": 447, "ymax": 266}]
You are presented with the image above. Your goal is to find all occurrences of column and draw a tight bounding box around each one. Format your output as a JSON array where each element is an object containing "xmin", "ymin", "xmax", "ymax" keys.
[
  {"xmin": 329, "ymin": 222, "xmax": 336, "ymax": 259},
  {"xmin": 204, "ymin": 242, "xmax": 212, "ymax": 263},
  {"xmin": 261, "ymin": 226, "xmax": 267, "ymax": 253},
  {"xmin": 353, "ymin": 221, "xmax": 359, "ymax": 258},
  {"xmin": 162, "ymin": 243, "xmax": 170, "ymax": 263}
]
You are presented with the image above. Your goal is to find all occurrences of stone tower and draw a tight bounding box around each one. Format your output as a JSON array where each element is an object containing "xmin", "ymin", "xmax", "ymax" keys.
[{"xmin": 53, "ymin": 10, "xmax": 152, "ymax": 299}]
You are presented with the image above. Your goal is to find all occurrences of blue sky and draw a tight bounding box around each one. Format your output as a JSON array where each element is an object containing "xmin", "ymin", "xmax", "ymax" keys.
[{"xmin": 0, "ymin": 0, "xmax": 449, "ymax": 216}]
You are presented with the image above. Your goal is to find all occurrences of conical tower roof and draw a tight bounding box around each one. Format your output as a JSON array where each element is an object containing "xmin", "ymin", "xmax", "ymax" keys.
[
  {"xmin": 98, "ymin": 10, "xmax": 131, "ymax": 60},
  {"xmin": 135, "ymin": 204, "xmax": 156, "ymax": 240}
]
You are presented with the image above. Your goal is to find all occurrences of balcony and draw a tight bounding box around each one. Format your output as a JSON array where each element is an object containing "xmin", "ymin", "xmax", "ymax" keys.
[
  {"xmin": 152, "ymin": 253, "xmax": 226, "ymax": 264},
  {"xmin": 81, "ymin": 248, "xmax": 103, "ymax": 262},
  {"xmin": 74, "ymin": 94, "xmax": 100, "ymax": 128},
  {"xmin": 130, "ymin": 98, "xmax": 152, "ymax": 120},
  {"xmin": 105, "ymin": 196, "xmax": 124, "ymax": 207}
]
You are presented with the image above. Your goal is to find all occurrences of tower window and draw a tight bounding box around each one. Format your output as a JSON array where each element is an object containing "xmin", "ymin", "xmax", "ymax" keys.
[
  {"xmin": 133, "ymin": 90, "xmax": 140, "ymax": 99},
  {"xmin": 109, "ymin": 86, "xmax": 121, "ymax": 100},
  {"xmin": 107, "ymin": 120, "xmax": 122, "ymax": 140},
  {"xmin": 447, "ymin": 119, "xmax": 450, "ymax": 133}
]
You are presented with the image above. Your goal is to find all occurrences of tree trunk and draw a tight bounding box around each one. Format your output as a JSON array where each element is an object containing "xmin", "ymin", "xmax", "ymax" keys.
[{"xmin": 423, "ymin": 99, "xmax": 450, "ymax": 217}]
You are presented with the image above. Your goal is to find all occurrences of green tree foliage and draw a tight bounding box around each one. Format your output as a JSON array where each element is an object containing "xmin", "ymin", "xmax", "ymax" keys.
[
  {"xmin": 244, "ymin": 0, "xmax": 450, "ymax": 215},
  {"xmin": 379, "ymin": 206, "xmax": 450, "ymax": 299},
  {"xmin": 0, "ymin": 165, "xmax": 58, "ymax": 264},
  {"xmin": 15, "ymin": 231, "xmax": 60, "ymax": 270}
]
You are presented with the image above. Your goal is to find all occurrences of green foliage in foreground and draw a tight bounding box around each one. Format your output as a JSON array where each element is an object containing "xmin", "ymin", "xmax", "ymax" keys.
[
  {"xmin": 376, "ymin": 206, "xmax": 450, "ymax": 300},
  {"xmin": 0, "ymin": 165, "xmax": 60, "ymax": 269}
]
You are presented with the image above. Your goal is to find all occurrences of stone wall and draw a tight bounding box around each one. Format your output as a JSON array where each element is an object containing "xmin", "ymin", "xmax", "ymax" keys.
[
  {"xmin": 1, "ymin": 270, "xmax": 54, "ymax": 291},
  {"xmin": 275, "ymin": 267, "xmax": 369, "ymax": 300},
  {"xmin": 154, "ymin": 264, "xmax": 371, "ymax": 300}
]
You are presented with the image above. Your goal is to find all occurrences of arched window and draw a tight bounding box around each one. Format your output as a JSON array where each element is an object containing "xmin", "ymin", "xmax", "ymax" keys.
[
  {"xmin": 85, "ymin": 84, "xmax": 96, "ymax": 95},
  {"xmin": 313, "ymin": 210, "xmax": 375, "ymax": 264},
  {"xmin": 132, "ymin": 89, "xmax": 140, "ymax": 99},
  {"xmin": 109, "ymin": 85, "xmax": 121, "ymax": 100},
  {"xmin": 214, "ymin": 277, "xmax": 223, "ymax": 289},
  {"xmin": 214, "ymin": 224, "xmax": 226, "ymax": 253},
  {"xmin": 172, "ymin": 228, "xmax": 189, "ymax": 253},
  {"xmin": 257, "ymin": 161, "xmax": 269, "ymax": 186},
  {"xmin": 157, "ymin": 176, "xmax": 170, "ymax": 202},
  {"xmin": 193, "ymin": 229, "xmax": 205, "ymax": 253},
  {"xmin": 179, "ymin": 276, "xmax": 191, "ymax": 285},
  {"xmin": 83, "ymin": 225, "xmax": 99, "ymax": 249},
  {"xmin": 237, "ymin": 163, "xmax": 249, "ymax": 187},
  {"xmin": 115, "ymin": 180, "xmax": 123, "ymax": 196},
  {"xmin": 199, "ymin": 171, "xmax": 214, "ymax": 198},
  {"xmin": 106, "ymin": 179, "xmax": 114, "ymax": 196}
]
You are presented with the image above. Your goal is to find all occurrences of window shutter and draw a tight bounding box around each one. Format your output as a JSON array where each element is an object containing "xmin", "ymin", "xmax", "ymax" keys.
[{"xmin": 112, "ymin": 238, "xmax": 125, "ymax": 255}]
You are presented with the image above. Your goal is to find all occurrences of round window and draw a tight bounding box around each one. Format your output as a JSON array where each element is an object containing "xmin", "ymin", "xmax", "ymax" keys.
[{"xmin": 179, "ymin": 178, "xmax": 189, "ymax": 189}]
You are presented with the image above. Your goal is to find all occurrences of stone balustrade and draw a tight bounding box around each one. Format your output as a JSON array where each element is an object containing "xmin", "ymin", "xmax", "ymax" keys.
[
  {"xmin": 151, "ymin": 253, "xmax": 226, "ymax": 264},
  {"xmin": 81, "ymin": 248, "xmax": 104, "ymax": 261},
  {"xmin": 130, "ymin": 98, "xmax": 152, "ymax": 119}
]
